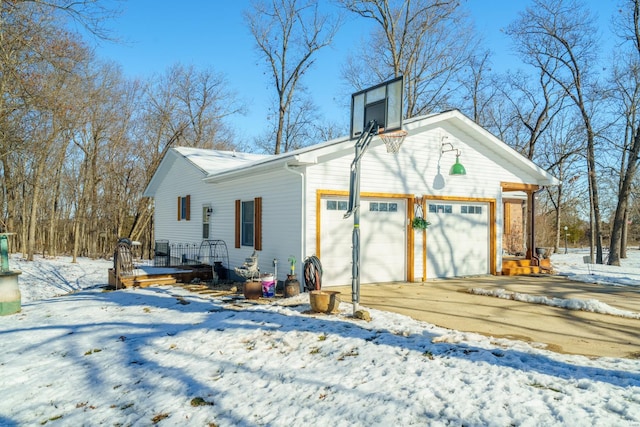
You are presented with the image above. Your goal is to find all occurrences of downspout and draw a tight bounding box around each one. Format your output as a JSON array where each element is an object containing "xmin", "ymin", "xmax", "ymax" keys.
[{"xmin": 284, "ymin": 162, "xmax": 305, "ymax": 291}]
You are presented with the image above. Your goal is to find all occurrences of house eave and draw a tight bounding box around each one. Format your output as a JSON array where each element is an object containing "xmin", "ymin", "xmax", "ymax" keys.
[{"xmin": 203, "ymin": 153, "xmax": 319, "ymax": 183}]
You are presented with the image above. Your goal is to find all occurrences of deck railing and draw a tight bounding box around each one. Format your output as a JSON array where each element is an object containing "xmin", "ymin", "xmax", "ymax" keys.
[
  {"xmin": 153, "ymin": 241, "xmax": 227, "ymax": 268},
  {"xmin": 154, "ymin": 241, "xmax": 206, "ymax": 267}
]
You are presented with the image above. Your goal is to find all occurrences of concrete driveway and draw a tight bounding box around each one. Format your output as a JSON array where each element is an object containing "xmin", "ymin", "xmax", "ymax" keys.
[{"xmin": 331, "ymin": 275, "xmax": 640, "ymax": 359}]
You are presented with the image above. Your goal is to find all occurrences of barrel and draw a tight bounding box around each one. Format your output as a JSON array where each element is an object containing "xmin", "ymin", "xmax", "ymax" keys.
[{"xmin": 284, "ymin": 274, "xmax": 300, "ymax": 298}]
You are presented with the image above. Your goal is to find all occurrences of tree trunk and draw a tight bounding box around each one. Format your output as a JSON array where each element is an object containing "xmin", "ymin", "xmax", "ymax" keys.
[
  {"xmin": 553, "ymin": 186, "xmax": 562, "ymax": 253},
  {"xmin": 275, "ymin": 104, "xmax": 285, "ymax": 155},
  {"xmin": 27, "ymin": 159, "xmax": 47, "ymax": 261},
  {"xmin": 608, "ymin": 126, "xmax": 640, "ymax": 265},
  {"xmin": 621, "ymin": 209, "xmax": 628, "ymax": 259}
]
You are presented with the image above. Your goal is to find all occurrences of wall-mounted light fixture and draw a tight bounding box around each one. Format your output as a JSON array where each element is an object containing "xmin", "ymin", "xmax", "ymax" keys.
[
  {"xmin": 441, "ymin": 139, "xmax": 466, "ymax": 175},
  {"xmin": 206, "ymin": 207, "xmax": 213, "ymax": 215}
]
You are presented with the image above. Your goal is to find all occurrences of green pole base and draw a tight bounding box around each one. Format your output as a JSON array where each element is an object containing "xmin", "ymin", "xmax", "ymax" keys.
[{"xmin": 0, "ymin": 300, "xmax": 21, "ymax": 315}]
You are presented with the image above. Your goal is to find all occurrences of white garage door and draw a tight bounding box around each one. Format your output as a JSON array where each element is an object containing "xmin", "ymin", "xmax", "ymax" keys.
[
  {"xmin": 426, "ymin": 201, "xmax": 489, "ymax": 278},
  {"xmin": 320, "ymin": 197, "xmax": 407, "ymax": 286}
]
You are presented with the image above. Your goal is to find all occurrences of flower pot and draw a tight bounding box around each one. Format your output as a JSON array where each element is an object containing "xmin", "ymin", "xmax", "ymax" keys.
[
  {"xmin": 309, "ymin": 290, "xmax": 341, "ymax": 314},
  {"xmin": 535, "ymin": 247, "xmax": 547, "ymax": 258},
  {"xmin": 243, "ymin": 280, "xmax": 262, "ymax": 300},
  {"xmin": 284, "ymin": 274, "xmax": 300, "ymax": 298}
]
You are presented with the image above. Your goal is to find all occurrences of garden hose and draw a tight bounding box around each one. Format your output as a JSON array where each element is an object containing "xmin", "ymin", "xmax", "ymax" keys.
[{"xmin": 303, "ymin": 255, "xmax": 323, "ymax": 291}]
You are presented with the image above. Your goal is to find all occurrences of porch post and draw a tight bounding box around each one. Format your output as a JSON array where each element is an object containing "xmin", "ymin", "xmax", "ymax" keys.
[
  {"xmin": 500, "ymin": 182, "xmax": 540, "ymax": 261},
  {"xmin": 526, "ymin": 190, "xmax": 535, "ymax": 259}
]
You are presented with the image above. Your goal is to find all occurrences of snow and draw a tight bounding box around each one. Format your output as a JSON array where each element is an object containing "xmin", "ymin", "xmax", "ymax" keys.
[
  {"xmin": 174, "ymin": 147, "xmax": 269, "ymax": 175},
  {"xmin": 467, "ymin": 289, "xmax": 640, "ymax": 319},
  {"xmin": 1, "ymin": 250, "xmax": 639, "ymax": 426}
]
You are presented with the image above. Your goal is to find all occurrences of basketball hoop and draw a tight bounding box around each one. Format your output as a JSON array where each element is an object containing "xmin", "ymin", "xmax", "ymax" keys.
[{"xmin": 379, "ymin": 129, "xmax": 407, "ymax": 154}]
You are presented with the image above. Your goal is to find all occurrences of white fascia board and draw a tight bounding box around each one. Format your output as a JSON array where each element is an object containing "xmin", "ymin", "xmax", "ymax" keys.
[{"xmin": 202, "ymin": 137, "xmax": 354, "ymax": 183}]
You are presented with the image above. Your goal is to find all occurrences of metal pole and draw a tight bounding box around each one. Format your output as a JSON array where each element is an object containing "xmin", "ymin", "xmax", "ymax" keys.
[
  {"xmin": 352, "ymin": 177, "xmax": 361, "ymax": 314},
  {"xmin": 344, "ymin": 121, "xmax": 377, "ymax": 316}
]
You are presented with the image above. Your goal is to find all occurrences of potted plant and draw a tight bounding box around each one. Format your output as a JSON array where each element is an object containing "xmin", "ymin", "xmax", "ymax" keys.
[
  {"xmin": 284, "ymin": 256, "xmax": 300, "ymax": 297},
  {"xmin": 412, "ymin": 216, "xmax": 430, "ymax": 230}
]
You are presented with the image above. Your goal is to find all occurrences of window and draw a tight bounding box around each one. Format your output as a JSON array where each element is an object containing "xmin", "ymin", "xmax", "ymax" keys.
[
  {"xmin": 202, "ymin": 206, "xmax": 211, "ymax": 239},
  {"xmin": 241, "ymin": 201, "xmax": 254, "ymax": 246},
  {"xmin": 461, "ymin": 205, "xmax": 482, "ymax": 215},
  {"xmin": 429, "ymin": 204, "xmax": 452, "ymax": 214},
  {"xmin": 369, "ymin": 202, "xmax": 398, "ymax": 212},
  {"xmin": 235, "ymin": 197, "xmax": 262, "ymax": 249},
  {"xmin": 177, "ymin": 195, "xmax": 190, "ymax": 221},
  {"xmin": 326, "ymin": 200, "xmax": 348, "ymax": 211}
]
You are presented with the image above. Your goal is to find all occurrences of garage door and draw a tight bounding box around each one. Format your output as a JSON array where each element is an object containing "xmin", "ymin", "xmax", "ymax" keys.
[
  {"xmin": 426, "ymin": 201, "xmax": 489, "ymax": 278},
  {"xmin": 320, "ymin": 197, "xmax": 407, "ymax": 286}
]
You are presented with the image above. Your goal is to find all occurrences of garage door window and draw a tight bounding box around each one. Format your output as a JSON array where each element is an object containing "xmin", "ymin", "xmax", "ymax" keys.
[
  {"xmin": 369, "ymin": 202, "xmax": 398, "ymax": 212},
  {"xmin": 429, "ymin": 204, "xmax": 452, "ymax": 214},
  {"xmin": 326, "ymin": 200, "xmax": 348, "ymax": 211},
  {"xmin": 461, "ymin": 205, "xmax": 482, "ymax": 214}
]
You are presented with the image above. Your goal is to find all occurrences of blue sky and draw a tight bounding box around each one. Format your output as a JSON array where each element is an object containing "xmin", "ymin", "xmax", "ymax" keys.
[{"xmin": 90, "ymin": 1, "xmax": 614, "ymax": 144}]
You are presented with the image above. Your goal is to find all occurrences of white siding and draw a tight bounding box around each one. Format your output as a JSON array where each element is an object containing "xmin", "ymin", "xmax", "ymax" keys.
[
  {"xmin": 304, "ymin": 124, "xmax": 518, "ymax": 280},
  {"xmin": 153, "ymin": 156, "xmax": 212, "ymax": 243},
  {"xmin": 209, "ymin": 168, "xmax": 303, "ymax": 283}
]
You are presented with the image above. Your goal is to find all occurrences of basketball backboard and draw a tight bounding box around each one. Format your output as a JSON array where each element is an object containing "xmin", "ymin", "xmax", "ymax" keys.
[{"xmin": 350, "ymin": 76, "xmax": 403, "ymax": 140}]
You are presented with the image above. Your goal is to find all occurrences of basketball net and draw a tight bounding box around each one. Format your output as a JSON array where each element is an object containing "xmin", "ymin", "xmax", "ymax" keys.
[{"xmin": 379, "ymin": 129, "xmax": 407, "ymax": 154}]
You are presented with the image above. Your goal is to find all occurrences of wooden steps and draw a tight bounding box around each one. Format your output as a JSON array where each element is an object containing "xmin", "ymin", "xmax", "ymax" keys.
[
  {"xmin": 501, "ymin": 258, "xmax": 551, "ymax": 276},
  {"xmin": 133, "ymin": 276, "xmax": 177, "ymax": 287}
]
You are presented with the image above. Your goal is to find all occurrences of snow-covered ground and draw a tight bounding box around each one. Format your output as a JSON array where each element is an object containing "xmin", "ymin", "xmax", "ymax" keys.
[{"xmin": 0, "ymin": 250, "xmax": 639, "ymax": 426}]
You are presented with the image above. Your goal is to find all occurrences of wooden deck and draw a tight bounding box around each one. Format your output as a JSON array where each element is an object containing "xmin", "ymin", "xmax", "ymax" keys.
[{"xmin": 108, "ymin": 264, "xmax": 215, "ymax": 289}]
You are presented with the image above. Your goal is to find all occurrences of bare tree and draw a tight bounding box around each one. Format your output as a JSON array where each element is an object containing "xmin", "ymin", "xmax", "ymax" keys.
[
  {"xmin": 507, "ymin": 0, "xmax": 606, "ymax": 263},
  {"xmin": 5, "ymin": 0, "xmax": 119, "ymax": 39},
  {"xmin": 497, "ymin": 68, "xmax": 566, "ymax": 161},
  {"xmin": 246, "ymin": 0, "xmax": 340, "ymax": 154},
  {"xmin": 339, "ymin": 0, "xmax": 476, "ymax": 117},
  {"xmin": 460, "ymin": 49, "xmax": 496, "ymax": 124},
  {"xmin": 607, "ymin": 0, "xmax": 640, "ymax": 265},
  {"xmin": 253, "ymin": 94, "xmax": 324, "ymax": 153},
  {"xmin": 169, "ymin": 64, "xmax": 244, "ymax": 149},
  {"xmin": 128, "ymin": 64, "xmax": 244, "ymax": 244},
  {"xmin": 539, "ymin": 113, "xmax": 585, "ymax": 252},
  {"xmin": 0, "ymin": 0, "xmax": 118, "ymax": 257}
]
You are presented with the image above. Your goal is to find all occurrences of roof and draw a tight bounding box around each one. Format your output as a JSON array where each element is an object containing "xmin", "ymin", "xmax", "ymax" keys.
[
  {"xmin": 172, "ymin": 147, "xmax": 268, "ymax": 175},
  {"xmin": 142, "ymin": 147, "xmax": 269, "ymax": 197},
  {"xmin": 202, "ymin": 110, "xmax": 559, "ymax": 186}
]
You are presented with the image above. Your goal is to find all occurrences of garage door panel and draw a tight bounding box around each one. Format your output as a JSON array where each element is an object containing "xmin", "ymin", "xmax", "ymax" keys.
[
  {"xmin": 320, "ymin": 204, "xmax": 353, "ymax": 285},
  {"xmin": 320, "ymin": 197, "xmax": 406, "ymax": 286},
  {"xmin": 427, "ymin": 201, "xmax": 489, "ymax": 278}
]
